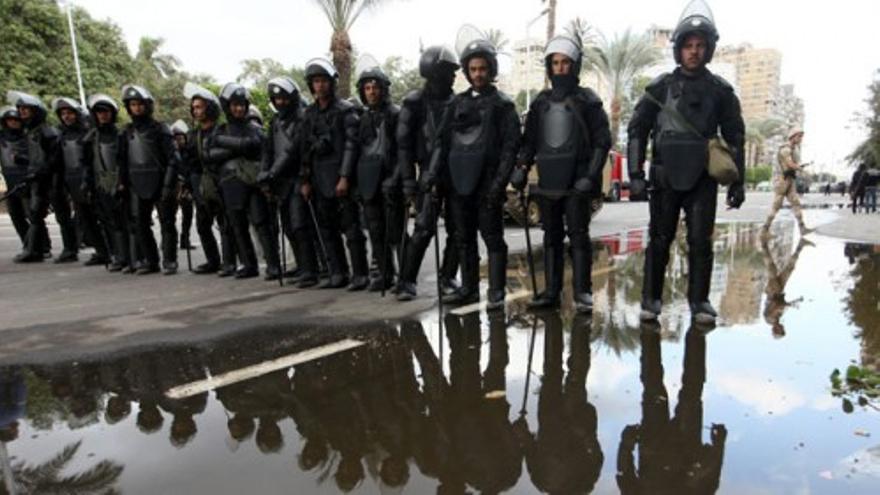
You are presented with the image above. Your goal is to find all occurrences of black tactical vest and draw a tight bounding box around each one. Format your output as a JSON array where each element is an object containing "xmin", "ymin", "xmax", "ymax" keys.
[
  {"xmin": 535, "ymin": 100, "xmax": 582, "ymax": 191},
  {"xmin": 448, "ymin": 96, "xmax": 493, "ymax": 196},
  {"xmin": 60, "ymin": 132, "xmax": 87, "ymax": 201},
  {"xmin": 92, "ymin": 130, "xmax": 120, "ymax": 195},
  {"xmin": 356, "ymin": 109, "xmax": 391, "ymax": 201},
  {"xmin": 0, "ymin": 134, "xmax": 28, "ymax": 187},
  {"xmin": 127, "ymin": 126, "xmax": 164, "ymax": 199}
]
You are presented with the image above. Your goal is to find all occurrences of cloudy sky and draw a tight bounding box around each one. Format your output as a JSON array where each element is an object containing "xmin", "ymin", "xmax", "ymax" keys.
[{"xmin": 73, "ymin": 0, "xmax": 879, "ymax": 177}]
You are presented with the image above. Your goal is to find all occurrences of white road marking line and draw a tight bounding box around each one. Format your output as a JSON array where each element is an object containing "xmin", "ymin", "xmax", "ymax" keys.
[
  {"xmin": 450, "ymin": 289, "xmax": 532, "ymax": 315},
  {"xmin": 165, "ymin": 338, "xmax": 365, "ymax": 399}
]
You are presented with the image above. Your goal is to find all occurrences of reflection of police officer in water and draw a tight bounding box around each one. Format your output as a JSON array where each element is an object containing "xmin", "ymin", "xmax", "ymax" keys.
[
  {"xmin": 628, "ymin": 0, "xmax": 746, "ymax": 325},
  {"xmin": 761, "ymin": 237, "xmax": 811, "ymax": 338},
  {"xmin": 617, "ymin": 324, "xmax": 726, "ymax": 495},
  {"xmin": 517, "ymin": 312, "xmax": 603, "ymax": 494},
  {"xmin": 0, "ymin": 367, "xmax": 26, "ymax": 444}
]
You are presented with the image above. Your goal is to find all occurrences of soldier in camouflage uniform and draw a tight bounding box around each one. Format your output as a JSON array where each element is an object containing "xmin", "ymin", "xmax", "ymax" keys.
[{"xmin": 762, "ymin": 127, "xmax": 812, "ymax": 236}]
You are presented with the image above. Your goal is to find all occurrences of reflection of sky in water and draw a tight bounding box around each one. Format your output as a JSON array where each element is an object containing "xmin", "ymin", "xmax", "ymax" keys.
[{"xmin": 2, "ymin": 223, "xmax": 879, "ymax": 494}]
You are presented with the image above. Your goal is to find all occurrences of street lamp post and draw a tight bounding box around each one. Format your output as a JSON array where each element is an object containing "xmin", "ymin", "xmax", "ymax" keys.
[
  {"xmin": 65, "ymin": 0, "xmax": 87, "ymax": 108},
  {"xmin": 525, "ymin": 9, "xmax": 549, "ymax": 109}
]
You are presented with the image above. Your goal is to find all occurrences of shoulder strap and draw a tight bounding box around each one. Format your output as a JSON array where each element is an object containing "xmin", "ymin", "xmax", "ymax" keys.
[{"xmin": 642, "ymin": 90, "xmax": 704, "ymax": 141}]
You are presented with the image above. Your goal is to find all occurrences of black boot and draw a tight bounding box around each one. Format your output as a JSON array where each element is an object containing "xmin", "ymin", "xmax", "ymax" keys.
[
  {"xmin": 442, "ymin": 244, "xmax": 479, "ymax": 306},
  {"xmin": 395, "ymin": 233, "xmax": 430, "ymax": 301},
  {"xmin": 571, "ymin": 247, "xmax": 593, "ymax": 314},
  {"xmin": 528, "ymin": 246, "xmax": 563, "ymax": 310},
  {"xmin": 486, "ymin": 250, "xmax": 507, "ymax": 311},
  {"xmin": 347, "ymin": 238, "xmax": 370, "ymax": 291},
  {"xmin": 319, "ymin": 236, "xmax": 349, "ymax": 289},
  {"xmin": 293, "ymin": 231, "xmax": 318, "ymax": 288},
  {"xmin": 257, "ymin": 226, "xmax": 281, "ymax": 281}
]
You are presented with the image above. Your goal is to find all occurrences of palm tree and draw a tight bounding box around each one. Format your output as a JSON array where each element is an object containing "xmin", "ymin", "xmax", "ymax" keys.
[
  {"xmin": 310, "ymin": 0, "xmax": 394, "ymax": 98},
  {"xmin": 744, "ymin": 118, "xmax": 785, "ymax": 167},
  {"xmin": 484, "ymin": 28, "xmax": 509, "ymax": 53},
  {"xmin": 4, "ymin": 440, "xmax": 123, "ymax": 494},
  {"xmin": 584, "ymin": 29, "xmax": 662, "ymax": 149},
  {"xmin": 134, "ymin": 37, "xmax": 181, "ymax": 79},
  {"xmin": 564, "ymin": 17, "xmax": 597, "ymax": 48}
]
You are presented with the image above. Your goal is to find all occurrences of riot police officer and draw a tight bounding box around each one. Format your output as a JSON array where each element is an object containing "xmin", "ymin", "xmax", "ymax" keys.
[
  {"xmin": 53, "ymin": 97, "xmax": 109, "ymax": 266},
  {"xmin": 85, "ymin": 94, "xmax": 132, "ymax": 272},
  {"xmin": 394, "ymin": 46, "xmax": 462, "ymax": 301},
  {"xmin": 209, "ymin": 83, "xmax": 279, "ymax": 280},
  {"xmin": 627, "ymin": 0, "xmax": 745, "ymax": 324},
  {"xmin": 119, "ymin": 84, "xmax": 180, "ymax": 275},
  {"xmin": 171, "ymin": 120, "xmax": 194, "ymax": 251},
  {"xmin": 425, "ymin": 38, "xmax": 521, "ymax": 309},
  {"xmin": 298, "ymin": 58, "xmax": 368, "ymax": 290},
  {"xmin": 183, "ymin": 83, "xmax": 236, "ymax": 276},
  {"xmin": 257, "ymin": 77, "xmax": 319, "ymax": 288},
  {"xmin": 7, "ymin": 91, "xmax": 63, "ymax": 263},
  {"xmin": 354, "ymin": 61, "xmax": 401, "ymax": 292},
  {"xmin": 0, "ymin": 106, "xmax": 31, "ymax": 250},
  {"xmin": 513, "ymin": 35, "xmax": 612, "ymax": 313}
]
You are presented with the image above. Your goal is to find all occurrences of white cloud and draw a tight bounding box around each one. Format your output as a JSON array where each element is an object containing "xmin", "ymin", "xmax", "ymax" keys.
[{"xmin": 715, "ymin": 371, "xmax": 807, "ymax": 416}]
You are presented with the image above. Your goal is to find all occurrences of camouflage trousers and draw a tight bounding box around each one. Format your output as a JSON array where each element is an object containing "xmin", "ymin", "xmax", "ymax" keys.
[{"xmin": 764, "ymin": 178, "xmax": 806, "ymax": 230}]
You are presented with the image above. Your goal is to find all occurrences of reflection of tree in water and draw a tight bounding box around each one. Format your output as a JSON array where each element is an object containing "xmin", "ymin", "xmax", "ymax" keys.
[
  {"xmin": 3, "ymin": 440, "xmax": 123, "ymax": 495},
  {"xmin": 617, "ymin": 324, "xmax": 726, "ymax": 494},
  {"xmin": 519, "ymin": 312, "xmax": 603, "ymax": 494},
  {"xmin": 843, "ymin": 243, "xmax": 880, "ymax": 373}
]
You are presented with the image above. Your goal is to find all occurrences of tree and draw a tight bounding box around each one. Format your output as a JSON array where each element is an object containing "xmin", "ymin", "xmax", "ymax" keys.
[
  {"xmin": 744, "ymin": 118, "xmax": 785, "ymax": 168},
  {"xmin": 4, "ymin": 440, "xmax": 123, "ymax": 494},
  {"xmin": 484, "ymin": 28, "xmax": 509, "ymax": 53},
  {"xmin": 584, "ymin": 29, "xmax": 662, "ymax": 150},
  {"xmin": 310, "ymin": 0, "xmax": 396, "ymax": 99},
  {"xmin": 0, "ymin": 0, "xmax": 133, "ymax": 106},
  {"xmin": 563, "ymin": 17, "xmax": 597, "ymax": 48},
  {"xmin": 848, "ymin": 71, "xmax": 880, "ymax": 169},
  {"xmin": 237, "ymin": 58, "xmax": 307, "ymax": 93},
  {"xmin": 380, "ymin": 56, "xmax": 421, "ymax": 104}
]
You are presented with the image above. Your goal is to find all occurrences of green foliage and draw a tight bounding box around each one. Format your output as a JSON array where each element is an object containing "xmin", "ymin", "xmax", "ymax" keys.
[
  {"xmin": 0, "ymin": 0, "xmax": 133, "ymax": 106},
  {"xmin": 848, "ymin": 71, "xmax": 880, "ymax": 167},
  {"xmin": 381, "ymin": 56, "xmax": 421, "ymax": 104},
  {"xmin": 830, "ymin": 365, "xmax": 880, "ymax": 413},
  {"xmin": 745, "ymin": 165, "xmax": 772, "ymax": 186}
]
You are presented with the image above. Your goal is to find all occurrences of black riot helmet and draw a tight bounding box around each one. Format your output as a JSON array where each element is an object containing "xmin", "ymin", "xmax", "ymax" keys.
[
  {"xmin": 184, "ymin": 82, "xmax": 221, "ymax": 121},
  {"xmin": 544, "ymin": 35, "xmax": 583, "ymax": 79},
  {"xmin": 170, "ymin": 119, "xmax": 189, "ymax": 136},
  {"xmin": 87, "ymin": 93, "xmax": 120, "ymax": 123},
  {"xmin": 304, "ymin": 58, "xmax": 339, "ymax": 94},
  {"xmin": 0, "ymin": 106, "xmax": 21, "ymax": 130},
  {"xmin": 267, "ymin": 77, "xmax": 301, "ymax": 111},
  {"xmin": 418, "ymin": 45, "xmax": 459, "ymax": 81},
  {"xmin": 672, "ymin": 0, "xmax": 720, "ymax": 65},
  {"xmin": 219, "ymin": 82, "xmax": 251, "ymax": 118},
  {"xmin": 458, "ymin": 39, "xmax": 498, "ymax": 84},
  {"xmin": 51, "ymin": 97, "xmax": 86, "ymax": 125},
  {"xmin": 355, "ymin": 54, "xmax": 391, "ymax": 105},
  {"xmin": 7, "ymin": 90, "xmax": 47, "ymax": 125},
  {"xmin": 121, "ymin": 84, "xmax": 155, "ymax": 117}
]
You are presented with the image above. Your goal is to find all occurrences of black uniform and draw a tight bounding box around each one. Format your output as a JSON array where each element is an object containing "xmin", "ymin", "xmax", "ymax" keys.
[
  {"xmin": 300, "ymin": 59, "xmax": 368, "ymax": 290},
  {"xmin": 627, "ymin": 6, "xmax": 745, "ymax": 321},
  {"xmin": 516, "ymin": 35, "xmax": 612, "ymax": 312},
  {"xmin": 0, "ymin": 108, "xmax": 31, "ymax": 249},
  {"xmin": 355, "ymin": 83, "xmax": 401, "ymax": 291},
  {"xmin": 394, "ymin": 45, "xmax": 463, "ymax": 301},
  {"xmin": 259, "ymin": 78, "xmax": 319, "ymax": 287},
  {"xmin": 172, "ymin": 123, "xmax": 194, "ymax": 251},
  {"xmin": 119, "ymin": 85, "xmax": 179, "ymax": 275},
  {"xmin": 84, "ymin": 94, "xmax": 132, "ymax": 271},
  {"xmin": 55, "ymin": 98, "xmax": 109, "ymax": 265},
  {"xmin": 9, "ymin": 92, "xmax": 62, "ymax": 263},
  {"xmin": 430, "ymin": 83, "xmax": 520, "ymax": 307},
  {"xmin": 209, "ymin": 83, "xmax": 279, "ymax": 280}
]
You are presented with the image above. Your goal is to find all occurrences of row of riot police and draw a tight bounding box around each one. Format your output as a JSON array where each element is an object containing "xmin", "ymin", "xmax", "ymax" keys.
[{"xmin": 1, "ymin": 0, "xmax": 746, "ymax": 324}]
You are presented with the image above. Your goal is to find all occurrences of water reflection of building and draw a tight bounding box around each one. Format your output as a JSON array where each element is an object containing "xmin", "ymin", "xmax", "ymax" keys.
[{"xmin": 718, "ymin": 223, "xmax": 774, "ymax": 324}]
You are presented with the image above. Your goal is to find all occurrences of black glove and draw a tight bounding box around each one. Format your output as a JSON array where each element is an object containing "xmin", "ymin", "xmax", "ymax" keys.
[
  {"xmin": 629, "ymin": 171, "xmax": 647, "ymax": 200},
  {"xmin": 727, "ymin": 183, "xmax": 745, "ymax": 209},
  {"xmin": 573, "ymin": 177, "xmax": 596, "ymax": 195},
  {"xmin": 257, "ymin": 170, "xmax": 274, "ymax": 185},
  {"xmin": 419, "ymin": 173, "xmax": 437, "ymax": 194},
  {"xmin": 510, "ymin": 166, "xmax": 528, "ymax": 191},
  {"xmin": 79, "ymin": 183, "xmax": 92, "ymax": 203},
  {"xmin": 402, "ymin": 179, "xmax": 418, "ymax": 202},
  {"xmin": 486, "ymin": 180, "xmax": 507, "ymax": 204}
]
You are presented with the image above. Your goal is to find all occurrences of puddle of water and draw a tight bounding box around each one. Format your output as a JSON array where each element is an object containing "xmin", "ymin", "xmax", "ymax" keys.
[{"xmin": 1, "ymin": 222, "xmax": 879, "ymax": 494}]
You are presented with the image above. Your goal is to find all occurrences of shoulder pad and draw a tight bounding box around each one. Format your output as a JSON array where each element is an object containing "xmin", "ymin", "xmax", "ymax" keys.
[
  {"xmin": 711, "ymin": 74, "xmax": 735, "ymax": 91},
  {"xmin": 335, "ymin": 98, "xmax": 355, "ymax": 112},
  {"xmin": 493, "ymin": 91, "xmax": 515, "ymax": 108},
  {"xmin": 387, "ymin": 103, "xmax": 401, "ymax": 117},
  {"xmin": 645, "ymin": 73, "xmax": 671, "ymax": 92},
  {"xmin": 157, "ymin": 122, "xmax": 173, "ymax": 137},
  {"xmin": 402, "ymin": 90, "xmax": 424, "ymax": 106},
  {"xmin": 42, "ymin": 126, "xmax": 61, "ymax": 139},
  {"xmin": 574, "ymin": 87, "xmax": 604, "ymax": 106}
]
